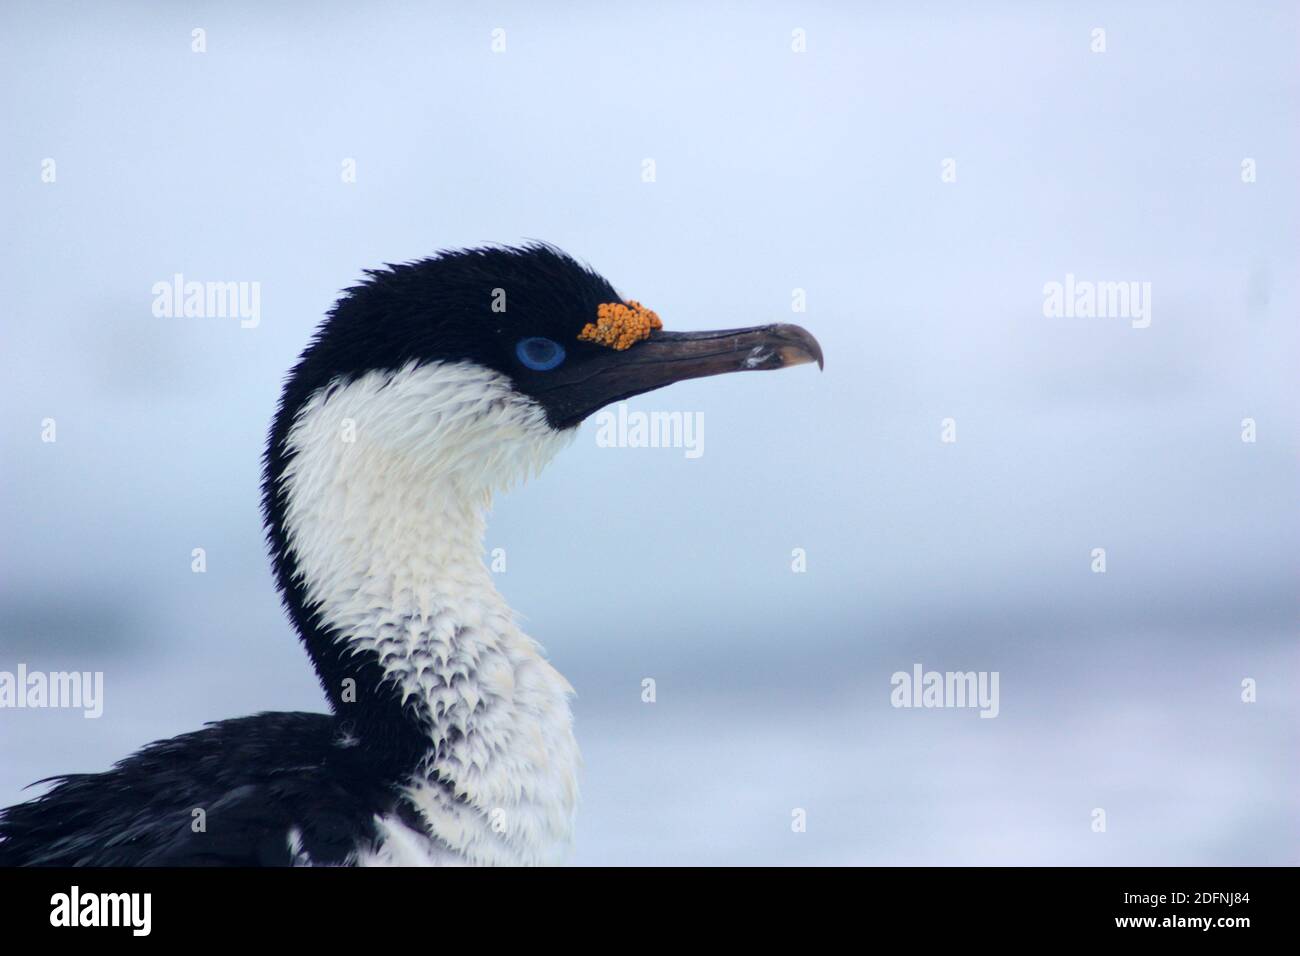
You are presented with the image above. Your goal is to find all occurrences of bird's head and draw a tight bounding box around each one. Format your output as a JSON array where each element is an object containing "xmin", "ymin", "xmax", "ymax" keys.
[{"xmin": 267, "ymin": 242, "xmax": 822, "ymax": 494}]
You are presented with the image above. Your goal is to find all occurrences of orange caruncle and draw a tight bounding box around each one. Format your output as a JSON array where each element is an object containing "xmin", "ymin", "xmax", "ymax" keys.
[{"xmin": 578, "ymin": 300, "xmax": 663, "ymax": 350}]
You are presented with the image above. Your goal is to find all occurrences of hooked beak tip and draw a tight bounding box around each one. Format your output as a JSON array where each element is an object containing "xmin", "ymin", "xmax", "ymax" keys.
[{"xmin": 769, "ymin": 323, "xmax": 824, "ymax": 371}]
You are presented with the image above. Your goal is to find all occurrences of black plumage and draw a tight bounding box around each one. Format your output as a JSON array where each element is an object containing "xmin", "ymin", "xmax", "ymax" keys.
[{"xmin": 0, "ymin": 713, "xmax": 409, "ymax": 866}]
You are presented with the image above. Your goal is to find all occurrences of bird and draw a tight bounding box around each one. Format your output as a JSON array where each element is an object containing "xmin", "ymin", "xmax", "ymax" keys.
[{"xmin": 0, "ymin": 243, "xmax": 822, "ymax": 866}]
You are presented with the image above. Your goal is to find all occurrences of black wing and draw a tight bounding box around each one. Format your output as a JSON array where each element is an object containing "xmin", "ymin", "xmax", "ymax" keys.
[{"xmin": 0, "ymin": 712, "xmax": 398, "ymax": 866}]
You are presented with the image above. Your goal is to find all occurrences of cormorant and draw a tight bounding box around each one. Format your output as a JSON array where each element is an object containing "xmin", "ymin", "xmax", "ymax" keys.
[{"xmin": 0, "ymin": 243, "xmax": 822, "ymax": 865}]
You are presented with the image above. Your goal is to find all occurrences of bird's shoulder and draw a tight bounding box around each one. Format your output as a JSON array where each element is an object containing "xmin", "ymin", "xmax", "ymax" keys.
[{"xmin": 0, "ymin": 711, "xmax": 403, "ymax": 866}]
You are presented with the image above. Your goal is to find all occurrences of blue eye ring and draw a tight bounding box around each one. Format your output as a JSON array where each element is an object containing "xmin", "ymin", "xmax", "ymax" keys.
[{"xmin": 516, "ymin": 336, "xmax": 566, "ymax": 371}]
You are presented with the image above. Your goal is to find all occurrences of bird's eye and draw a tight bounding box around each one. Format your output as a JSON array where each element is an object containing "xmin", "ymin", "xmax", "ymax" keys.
[{"xmin": 516, "ymin": 336, "xmax": 566, "ymax": 371}]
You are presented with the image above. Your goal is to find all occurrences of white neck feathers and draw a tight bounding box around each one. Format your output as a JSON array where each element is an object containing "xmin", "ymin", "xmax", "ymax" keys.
[{"xmin": 278, "ymin": 360, "xmax": 579, "ymax": 865}]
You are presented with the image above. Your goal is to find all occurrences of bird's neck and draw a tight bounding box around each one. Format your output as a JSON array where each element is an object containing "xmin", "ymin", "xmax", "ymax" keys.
[{"xmin": 268, "ymin": 362, "xmax": 579, "ymax": 863}]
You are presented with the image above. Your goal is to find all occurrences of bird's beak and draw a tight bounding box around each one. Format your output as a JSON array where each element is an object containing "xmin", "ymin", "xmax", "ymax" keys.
[{"xmin": 539, "ymin": 323, "xmax": 823, "ymax": 429}]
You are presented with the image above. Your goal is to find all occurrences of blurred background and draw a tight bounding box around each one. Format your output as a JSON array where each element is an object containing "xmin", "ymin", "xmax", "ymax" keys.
[{"xmin": 1, "ymin": 1, "xmax": 1296, "ymax": 864}]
